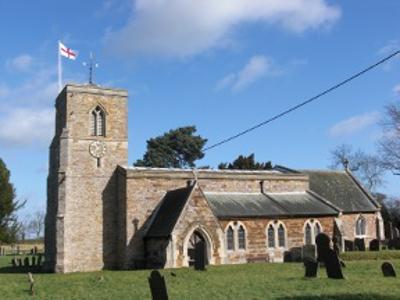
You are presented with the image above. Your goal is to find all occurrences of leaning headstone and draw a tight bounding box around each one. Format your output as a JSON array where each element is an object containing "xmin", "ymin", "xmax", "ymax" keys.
[
  {"xmin": 302, "ymin": 245, "xmax": 316, "ymax": 262},
  {"xmin": 332, "ymin": 237, "xmax": 340, "ymax": 255},
  {"xmin": 354, "ymin": 238, "xmax": 366, "ymax": 251},
  {"xmin": 304, "ymin": 257, "xmax": 318, "ymax": 278},
  {"xmin": 24, "ymin": 257, "xmax": 30, "ymax": 268},
  {"xmin": 344, "ymin": 240, "xmax": 354, "ymax": 251},
  {"xmin": 194, "ymin": 240, "xmax": 206, "ymax": 271},
  {"xmin": 381, "ymin": 262, "xmax": 396, "ymax": 277},
  {"xmin": 148, "ymin": 270, "xmax": 168, "ymax": 300},
  {"xmin": 369, "ymin": 239, "xmax": 380, "ymax": 251},
  {"xmin": 316, "ymin": 233, "xmax": 344, "ymax": 279}
]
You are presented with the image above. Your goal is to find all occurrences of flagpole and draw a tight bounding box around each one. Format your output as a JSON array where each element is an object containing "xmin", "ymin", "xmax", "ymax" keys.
[{"xmin": 58, "ymin": 41, "xmax": 62, "ymax": 92}]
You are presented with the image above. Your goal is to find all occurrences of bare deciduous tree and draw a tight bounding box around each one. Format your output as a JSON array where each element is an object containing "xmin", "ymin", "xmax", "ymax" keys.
[
  {"xmin": 329, "ymin": 144, "xmax": 385, "ymax": 191},
  {"xmin": 379, "ymin": 102, "xmax": 400, "ymax": 176},
  {"xmin": 26, "ymin": 211, "xmax": 45, "ymax": 239}
]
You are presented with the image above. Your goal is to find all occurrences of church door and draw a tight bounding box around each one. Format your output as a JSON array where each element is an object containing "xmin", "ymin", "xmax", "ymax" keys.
[{"xmin": 187, "ymin": 230, "xmax": 209, "ymax": 266}]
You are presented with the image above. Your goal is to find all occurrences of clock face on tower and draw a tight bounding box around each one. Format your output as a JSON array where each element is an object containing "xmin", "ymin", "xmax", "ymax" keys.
[{"xmin": 89, "ymin": 141, "xmax": 107, "ymax": 158}]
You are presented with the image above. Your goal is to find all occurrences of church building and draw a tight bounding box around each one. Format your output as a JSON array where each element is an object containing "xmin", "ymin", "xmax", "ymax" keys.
[{"xmin": 45, "ymin": 84, "xmax": 384, "ymax": 273}]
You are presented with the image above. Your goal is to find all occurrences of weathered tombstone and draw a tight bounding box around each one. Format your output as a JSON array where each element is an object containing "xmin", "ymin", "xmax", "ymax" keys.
[
  {"xmin": 31, "ymin": 256, "xmax": 36, "ymax": 267},
  {"xmin": 302, "ymin": 245, "xmax": 316, "ymax": 262},
  {"xmin": 18, "ymin": 258, "xmax": 23, "ymax": 267},
  {"xmin": 369, "ymin": 239, "xmax": 380, "ymax": 251},
  {"xmin": 394, "ymin": 227, "xmax": 400, "ymax": 239},
  {"xmin": 11, "ymin": 258, "xmax": 17, "ymax": 268},
  {"xmin": 148, "ymin": 270, "xmax": 168, "ymax": 300},
  {"xmin": 194, "ymin": 240, "xmax": 206, "ymax": 271},
  {"xmin": 344, "ymin": 240, "xmax": 354, "ymax": 251},
  {"xmin": 304, "ymin": 257, "xmax": 318, "ymax": 278},
  {"xmin": 283, "ymin": 251, "xmax": 292, "ymax": 262},
  {"xmin": 290, "ymin": 247, "xmax": 303, "ymax": 262},
  {"xmin": 354, "ymin": 238, "xmax": 366, "ymax": 251},
  {"xmin": 315, "ymin": 233, "xmax": 344, "ymax": 279},
  {"xmin": 381, "ymin": 262, "xmax": 396, "ymax": 277},
  {"xmin": 332, "ymin": 237, "xmax": 340, "ymax": 255},
  {"xmin": 24, "ymin": 257, "xmax": 30, "ymax": 268},
  {"xmin": 37, "ymin": 254, "xmax": 42, "ymax": 267}
]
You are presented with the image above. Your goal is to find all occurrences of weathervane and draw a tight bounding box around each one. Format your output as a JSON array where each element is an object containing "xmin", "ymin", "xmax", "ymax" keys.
[{"xmin": 82, "ymin": 52, "xmax": 99, "ymax": 85}]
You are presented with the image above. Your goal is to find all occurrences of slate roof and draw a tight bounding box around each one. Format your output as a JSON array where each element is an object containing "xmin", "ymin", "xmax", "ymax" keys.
[
  {"xmin": 204, "ymin": 191, "xmax": 338, "ymax": 218},
  {"xmin": 304, "ymin": 170, "xmax": 379, "ymax": 213},
  {"xmin": 145, "ymin": 185, "xmax": 194, "ymax": 238}
]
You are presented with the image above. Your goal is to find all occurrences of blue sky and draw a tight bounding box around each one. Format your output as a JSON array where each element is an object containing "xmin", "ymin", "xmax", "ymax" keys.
[{"xmin": 0, "ymin": 0, "xmax": 399, "ymax": 217}]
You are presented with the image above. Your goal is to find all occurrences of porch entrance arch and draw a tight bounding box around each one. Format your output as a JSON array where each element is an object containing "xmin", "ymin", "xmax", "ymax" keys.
[{"xmin": 185, "ymin": 229, "xmax": 211, "ymax": 266}]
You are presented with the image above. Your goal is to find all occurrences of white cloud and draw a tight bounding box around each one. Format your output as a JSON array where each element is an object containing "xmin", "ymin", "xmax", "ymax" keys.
[
  {"xmin": 104, "ymin": 0, "xmax": 340, "ymax": 58},
  {"xmin": 329, "ymin": 112, "xmax": 381, "ymax": 137},
  {"xmin": 0, "ymin": 108, "xmax": 54, "ymax": 146},
  {"xmin": 6, "ymin": 54, "xmax": 33, "ymax": 72},
  {"xmin": 393, "ymin": 84, "xmax": 400, "ymax": 96},
  {"xmin": 378, "ymin": 40, "xmax": 400, "ymax": 71},
  {"xmin": 216, "ymin": 55, "xmax": 277, "ymax": 91}
]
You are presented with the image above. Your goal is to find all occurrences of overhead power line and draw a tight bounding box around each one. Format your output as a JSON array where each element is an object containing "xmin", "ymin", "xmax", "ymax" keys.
[{"xmin": 204, "ymin": 50, "xmax": 400, "ymax": 152}]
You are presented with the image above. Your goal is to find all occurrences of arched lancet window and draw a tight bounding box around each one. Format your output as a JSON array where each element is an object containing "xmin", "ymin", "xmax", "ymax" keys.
[
  {"xmin": 314, "ymin": 222, "xmax": 322, "ymax": 237},
  {"xmin": 267, "ymin": 224, "xmax": 275, "ymax": 248},
  {"xmin": 356, "ymin": 216, "xmax": 366, "ymax": 236},
  {"xmin": 278, "ymin": 224, "xmax": 286, "ymax": 247},
  {"xmin": 305, "ymin": 223, "xmax": 312, "ymax": 245},
  {"xmin": 226, "ymin": 226, "xmax": 234, "ymax": 250},
  {"xmin": 238, "ymin": 225, "xmax": 246, "ymax": 249},
  {"xmin": 91, "ymin": 106, "xmax": 105, "ymax": 136}
]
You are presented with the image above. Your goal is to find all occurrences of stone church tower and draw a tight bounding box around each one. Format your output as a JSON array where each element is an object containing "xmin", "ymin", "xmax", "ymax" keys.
[{"xmin": 45, "ymin": 84, "xmax": 128, "ymax": 272}]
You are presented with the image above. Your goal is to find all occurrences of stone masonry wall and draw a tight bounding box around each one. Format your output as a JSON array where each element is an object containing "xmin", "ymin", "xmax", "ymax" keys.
[
  {"xmin": 219, "ymin": 216, "xmax": 334, "ymax": 263},
  {"xmin": 339, "ymin": 213, "xmax": 378, "ymax": 248},
  {"xmin": 46, "ymin": 84, "xmax": 128, "ymax": 273},
  {"xmin": 120, "ymin": 168, "xmax": 309, "ymax": 268}
]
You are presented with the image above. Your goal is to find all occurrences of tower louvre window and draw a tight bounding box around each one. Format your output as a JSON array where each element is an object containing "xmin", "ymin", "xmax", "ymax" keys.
[{"xmin": 91, "ymin": 106, "xmax": 106, "ymax": 136}]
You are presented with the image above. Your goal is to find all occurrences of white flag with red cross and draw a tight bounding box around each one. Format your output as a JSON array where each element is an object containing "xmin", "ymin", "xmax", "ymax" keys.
[{"xmin": 59, "ymin": 41, "xmax": 78, "ymax": 60}]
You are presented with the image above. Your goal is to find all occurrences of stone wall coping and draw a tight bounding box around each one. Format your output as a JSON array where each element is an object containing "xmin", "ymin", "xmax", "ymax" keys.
[
  {"xmin": 118, "ymin": 166, "xmax": 309, "ymax": 181},
  {"xmin": 62, "ymin": 83, "xmax": 128, "ymax": 97}
]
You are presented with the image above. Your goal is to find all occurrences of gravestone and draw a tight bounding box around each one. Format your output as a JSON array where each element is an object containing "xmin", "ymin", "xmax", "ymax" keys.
[
  {"xmin": 31, "ymin": 256, "xmax": 36, "ymax": 267},
  {"xmin": 394, "ymin": 227, "xmax": 400, "ymax": 239},
  {"xmin": 344, "ymin": 240, "xmax": 354, "ymax": 251},
  {"xmin": 148, "ymin": 270, "xmax": 168, "ymax": 300},
  {"xmin": 37, "ymin": 254, "xmax": 42, "ymax": 267},
  {"xmin": 304, "ymin": 258, "xmax": 318, "ymax": 278},
  {"xmin": 290, "ymin": 247, "xmax": 303, "ymax": 262},
  {"xmin": 194, "ymin": 240, "xmax": 206, "ymax": 271},
  {"xmin": 18, "ymin": 258, "xmax": 22, "ymax": 267},
  {"xmin": 332, "ymin": 237, "xmax": 340, "ymax": 255},
  {"xmin": 388, "ymin": 238, "xmax": 400, "ymax": 250},
  {"xmin": 381, "ymin": 262, "xmax": 396, "ymax": 277},
  {"xmin": 315, "ymin": 233, "xmax": 344, "ymax": 279},
  {"xmin": 11, "ymin": 258, "xmax": 17, "ymax": 268},
  {"xmin": 302, "ymin": 245, "xmax": 316, "ymax": 262},
  {"xmin": 369, "ymin": 239, "xmax": 380, "ymax": 251},
  {"xmin": 354, "ymin": 238, "xmax": 366, "ymax": 251},
  {"xmin": 24, "ymin": 257, "xmax": 30, "ymax": 267}
]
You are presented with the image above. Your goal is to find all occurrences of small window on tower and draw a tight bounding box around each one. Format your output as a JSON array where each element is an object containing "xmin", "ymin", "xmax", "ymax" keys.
[{"xmin": 91, "ymin": 106, "xmax": 106, "ymax": 136}]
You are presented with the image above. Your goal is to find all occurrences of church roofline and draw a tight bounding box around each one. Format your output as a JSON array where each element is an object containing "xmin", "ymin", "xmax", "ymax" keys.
[{"xmin": 117, "ymin": 165, "xmax": 308, "ymax": 181}]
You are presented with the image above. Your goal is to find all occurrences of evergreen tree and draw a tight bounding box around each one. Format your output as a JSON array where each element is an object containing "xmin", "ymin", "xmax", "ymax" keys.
[
  {"xmin": 218, "ymin": 153, "xmax": 272, "ymax": 170},
  {"xmin": 134, "ymin": 126, "xmax": 207, "ymax": 168},
  {"xmin": 0, "ymin": 158, "xmax": 23, "ymax": 243}
]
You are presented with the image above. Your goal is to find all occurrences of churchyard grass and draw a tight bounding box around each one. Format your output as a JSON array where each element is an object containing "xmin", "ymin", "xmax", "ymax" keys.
[{"xmin": 1, "ymin": 256, "xmax": 400, "ymax": 299}]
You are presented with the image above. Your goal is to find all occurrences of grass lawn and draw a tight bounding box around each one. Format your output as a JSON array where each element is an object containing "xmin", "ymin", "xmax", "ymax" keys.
[{"xmin": 1, "ymin": 256, "xmax": 400, "ymax": 299}]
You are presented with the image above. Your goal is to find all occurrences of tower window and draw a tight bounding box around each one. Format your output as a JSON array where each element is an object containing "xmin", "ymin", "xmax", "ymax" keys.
[{"xmin": 91, "ymin": 106, "xmax": 105, "ymax": 136}]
